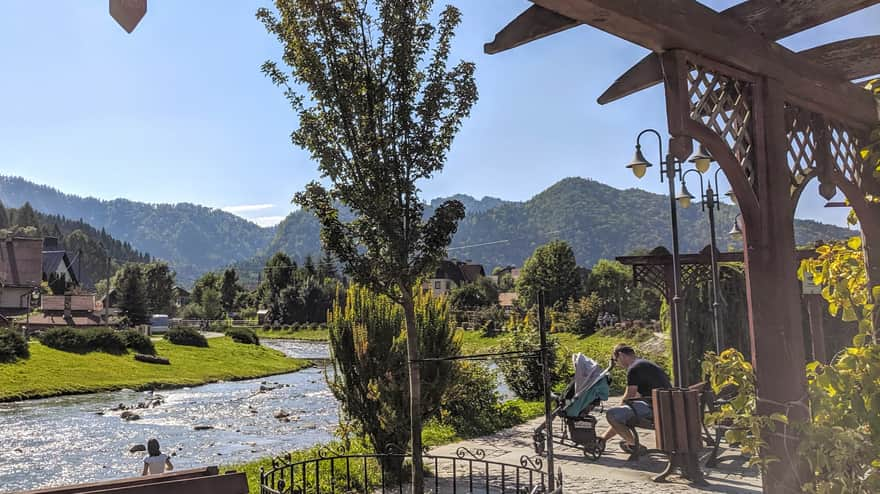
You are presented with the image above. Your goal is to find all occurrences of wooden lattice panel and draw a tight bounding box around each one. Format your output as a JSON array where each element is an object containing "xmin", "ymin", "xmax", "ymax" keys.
[
  {"xmin": 686, "ymin": 63, "xmax": 755, "ymax": 181},
  {"xmin": 633, "ymin": 264, "xmax": 667, "ymax": 296},
  {"xmin": 681, "ymin": 264, "xmax": 712, "ymax": 288},
  {"xmin": 784, "ymin": 104, "xmax": 818, "ymax": 195},
  {"xmin": 828, "ymin": 121, "xmax": 863, "ymax": 188}
]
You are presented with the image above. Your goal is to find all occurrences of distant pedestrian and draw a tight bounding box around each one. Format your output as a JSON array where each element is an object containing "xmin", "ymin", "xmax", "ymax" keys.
[{"xmin": 142, "ymin": 438, "xmax": 173, "ymax": 476}]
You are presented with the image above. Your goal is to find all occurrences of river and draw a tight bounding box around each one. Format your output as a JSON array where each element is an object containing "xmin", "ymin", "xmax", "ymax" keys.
[{"xmin": 0, "ymin": 340, "xmax": 335, "ymax": 493}]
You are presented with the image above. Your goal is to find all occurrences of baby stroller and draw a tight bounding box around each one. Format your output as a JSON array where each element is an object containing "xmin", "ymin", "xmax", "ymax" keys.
[{"xmin": 532, "ymin": 353, "xmax": 611, "ymax": 460}]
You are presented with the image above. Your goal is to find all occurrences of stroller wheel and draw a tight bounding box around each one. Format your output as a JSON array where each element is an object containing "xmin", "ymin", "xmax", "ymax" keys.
[{"xmin": 584, "ymin": 438, "xmax": 605, "ymax": 461}]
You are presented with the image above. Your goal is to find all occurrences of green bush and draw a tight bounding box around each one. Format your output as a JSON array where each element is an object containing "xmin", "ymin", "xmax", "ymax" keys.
[
  {"xmin": 40, "ymin": 327, "xmax": 127, "ymax": 354},
  {"xmin": 497, "ymin": 319, "xmax": 559, "ymax": 400},
  {"xmin": 227, "ymin": 327, "xmax": 259, "ymax": 345},
  {"xmin": 557, "ymin": 293, "xmax": 602, "ymax": 335},
  {"xmin": 164, "ymin": 327, "xmax": 208, "ymax": 347},
  {"xmin": 85, "ymin": 328, "xmax": 128, "ymax": 354},
  {"xmin": 438, "ymin": 362, "xmax": 520, "ymax": 437},
  {"xmin": 120, "ymin": 330, "xmax": 156, "ymax": 355},
  {"xmin": 262, "ymin": 323, "xmax": 270, "ymax": 330},
  {"xmin": 0, "ymin": 328, "xmax": 29, "ymax": 362}
]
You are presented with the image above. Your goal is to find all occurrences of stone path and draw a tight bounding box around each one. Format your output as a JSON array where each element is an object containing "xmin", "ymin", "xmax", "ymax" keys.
[{"xmin": 429, "ymin": 399, "xmax": 762, "ymax": 493}]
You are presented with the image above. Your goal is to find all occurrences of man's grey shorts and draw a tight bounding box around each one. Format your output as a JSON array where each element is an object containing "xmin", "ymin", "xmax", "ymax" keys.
[{"xmin": 606, "ymin": 400, "xmax": 653, "ymax": 425}]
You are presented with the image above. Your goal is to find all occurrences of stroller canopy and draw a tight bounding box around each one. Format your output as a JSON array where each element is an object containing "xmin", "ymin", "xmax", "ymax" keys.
[{"xmin": 565, "ymin": 353, "xmax": 610, "ymax": 418}]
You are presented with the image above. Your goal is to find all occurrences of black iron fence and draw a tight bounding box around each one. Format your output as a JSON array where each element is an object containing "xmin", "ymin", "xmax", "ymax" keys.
[{"xmin": 260, "ymin": 446, "xmax": 560, "ymax": 494}]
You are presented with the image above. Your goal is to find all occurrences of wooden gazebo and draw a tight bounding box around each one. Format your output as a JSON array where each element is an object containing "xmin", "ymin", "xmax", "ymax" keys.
[{"xmin": 486, "ymin": 1, "xmax": 880, "ymax": 492}]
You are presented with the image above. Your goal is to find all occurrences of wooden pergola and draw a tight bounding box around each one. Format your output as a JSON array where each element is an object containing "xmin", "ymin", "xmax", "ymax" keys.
[{"xmin": 486, "ymin": 1, "xmax": 880, "ymax": 492}]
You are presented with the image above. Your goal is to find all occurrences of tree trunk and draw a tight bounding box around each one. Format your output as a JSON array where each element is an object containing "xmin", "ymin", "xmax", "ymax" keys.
[
  {"xmin": 861, "ymin": 226, "xmax": 880, "ymax": 342},
  {"xmin": 400, "ymin": 287, "xmax": 424, "ymax": 494}
]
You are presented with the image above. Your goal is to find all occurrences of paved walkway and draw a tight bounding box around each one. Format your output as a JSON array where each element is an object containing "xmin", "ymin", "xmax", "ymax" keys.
[{"xmin": 430, "ymin": 399, "xmax": 762, "ymax": 493}]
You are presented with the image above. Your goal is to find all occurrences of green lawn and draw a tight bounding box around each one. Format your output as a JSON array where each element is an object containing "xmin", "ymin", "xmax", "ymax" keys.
[
  {"xmin": 0, "ymin": 337, "xmax": 310, "ymax": 402},
  {"xmin": 255, "ymin": 328, "xmax": 330, "ymax": 341}
]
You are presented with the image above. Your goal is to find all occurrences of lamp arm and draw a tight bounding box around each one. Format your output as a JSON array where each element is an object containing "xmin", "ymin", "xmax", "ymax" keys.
[
  {"xmin": 636, "ymin": 129, "xmax": 664, "ymax": 179},
  {"xmin": 681, "ymin": 168, "xmax": 706, "ymax": 210}
]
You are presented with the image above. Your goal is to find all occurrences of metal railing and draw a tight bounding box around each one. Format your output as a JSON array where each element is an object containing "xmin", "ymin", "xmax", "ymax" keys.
[{"xmin": 260, "ymin": 446, "xmax": 559, "ymax": 494}]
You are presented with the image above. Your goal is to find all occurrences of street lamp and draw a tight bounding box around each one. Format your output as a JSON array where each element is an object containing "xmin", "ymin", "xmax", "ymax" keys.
[
  {"xmin": 99, "ymin": 242, "xmax": 112, "ymax": 327},
  {"xmin": 625, "ymin": 129, "xmax": 686, "ymax": 386},
  {"xmin": 728, "ymin": 214, "xmax": 743, "ymax": 241},
  {"xmin": 679, "ymin": 161, "xmax": 725, "ymax": 354}
]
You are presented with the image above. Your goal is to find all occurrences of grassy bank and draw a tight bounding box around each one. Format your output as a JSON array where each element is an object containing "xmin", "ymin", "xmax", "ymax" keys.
[
  {"xmin": 0, "ymin": 337, "xmax": 309, "ymax": 402},
  {"xmin": 255, "ymin": 327, "xmax": 330, "ymax": 341},
  {"xmin": 228, "ymin": 398, "xmax": 544, "ymax": 494}
]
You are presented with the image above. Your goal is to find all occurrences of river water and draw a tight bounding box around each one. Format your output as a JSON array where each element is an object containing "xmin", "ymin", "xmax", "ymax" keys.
[{"xmin": 0, "ymin": 340, "xmax": 336, "ymax": 493}]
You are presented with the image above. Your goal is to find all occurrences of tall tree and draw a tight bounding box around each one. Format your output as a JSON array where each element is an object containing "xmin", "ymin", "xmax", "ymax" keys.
[
  {"xmin": 192, "ymin": 271, "xmax": 220, "ymax": 307},
  {"xmin": 116, "ymin": 264, "xmax": 147, "ymax": 325},
  {"xmin": 142, "ymin": 262, "xmax": 175, "ymax": 315},
  {"xmin": 258, "ymin": 1, "xmax": 477, "ymax": 489},
  {"xmin": 516, "ymin": 240, "xmax": 582, "ymax": 309},
  {"xmin": 0, "ymin": 201, "xmax": 9, "ymax": 229},
  {"xmin": 303, "ymin": 254, "xmax": 316, "ymax": 279},
  {"xmin": 201, "ymin": 288, "xmax": 223, "ymax": 320},
  {"xmin": 317, "ymin": 251, "xmax": 337, "ymax": 280},
  {"xmin": 14, "ymin": 202, "xmax": 39, "ymax": 228},
  {"xmin": 220, "ymin": 268, "xmax": 241, "ymax": 313}
]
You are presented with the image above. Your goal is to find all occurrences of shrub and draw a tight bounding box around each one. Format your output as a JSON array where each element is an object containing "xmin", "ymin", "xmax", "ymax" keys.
[
  {"xmin": 164, "ymin": 327, "xmax": 208, "ymax": 347},
  {"xmin": 438, "ymin": 362, "xmax": 520, "ymax": 437},
  {"xmin": 40, "ymin": 327, "xmax": 127, "ymax": 354},
  {"xmin": 0, "ymin": 328, "xmax": 29, "ymax": 362},
  {"xmin": 558, "ymin": 293, "xmax": 602, "ymax": 335},
  {"xmin": 227, "ymin": 327, "xmax": 259, "ymax": 345},
  {"xmin": 496, "ymin": 317, "xmax": 559, "ymax": 400},
  {"xmin": 120, "ymin": 330, "xmax": 156, "ymax": 355},
  {"xmin": 84, "ymin": 328, "xmax": 128, "ymax": 355},
  {"xmin": 262, "ymin": 323, "xmax": 270, "ymax": 330}
]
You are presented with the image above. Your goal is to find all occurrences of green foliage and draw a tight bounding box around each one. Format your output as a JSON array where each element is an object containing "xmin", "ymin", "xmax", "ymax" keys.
[
  {"xmin": 0, "ymin": 200, "xmax": 8, "ymax": 230},
  {"xmin": 116, "ymin": 264, "xmax": 147, "ymax": 325},
  {"xmin": 702, "ymin": 349, "xmax": 784, "ymax": 469},
  {"xmin": 448, "ymin": 278, "xmax": 497, "ymax": 309},
  {"xmin": 201, "ymin": 288, "xmax": 223, "ymax": 320},
  {"xmin": 327, "ymin": 285, "xmax": 458, "ymax": 469},
  {"xmin": 227, "ymin": 327, "xmax": 260, "ymax": 345},
  {"xmin": 0, "ymin": 328, "xmax": 29, "ymax": 362},
  {"xmin": 437, "ymin": 362, "xmax": 520, "ymax": 437},
  {"xmin": 517, "ymin": 240, "xmax": 582, "ymax": 310},
  {"xmin": 164, "ymin": 327, "xmax": 208, "ymax": 348},
  {"xmin": 142, "ymin": 262, "xmax": 174, "ymax": 315},
  {"xmin": 179, "ymin": 303, "xmax": 204, "ymax": 320},
  {"xmin": 39, "ymin": 327, "xmax": 127, "ymax": 355},
  {"xmin": 799, "ymin": 237, "xmax": 873, "ymax": 335},
  {"xmin": 496, "ymin": 315, "xmax": 558, "ymax": 400},
  {"xmin": 556, "ymin": 293, "xmax": 602, "ymax": 335},
  {"xmin": 119, "ymin": 330, "xmax": 156, "ymax": 355},
  {"xmin": 220, "ymin": 268, "xmax": 241, "ymax": 313},
  {"xmin": 14, "ymin": 201, "xmax": 39, "ymax": 228}
]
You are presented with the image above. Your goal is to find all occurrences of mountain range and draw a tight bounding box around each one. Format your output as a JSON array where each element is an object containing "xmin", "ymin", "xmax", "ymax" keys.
[{"xmin": 0, "ymin": 176, "xmax": 854, "ymax": 286}]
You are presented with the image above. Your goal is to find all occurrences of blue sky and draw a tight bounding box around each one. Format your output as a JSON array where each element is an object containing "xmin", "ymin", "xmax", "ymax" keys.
[{"xmin": 0, "ymin": 1, "xmax": 876, "ymax": 228}]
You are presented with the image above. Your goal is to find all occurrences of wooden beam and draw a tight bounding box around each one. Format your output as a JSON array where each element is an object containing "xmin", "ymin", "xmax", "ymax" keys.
[
  {"xmin": 597, "ymin": 0, "xmax": 880, "ymax": 104},
  {"xmin": 801, "ymin": 36, "xmax": 880, "ymax": 80},
  {"xmin": 484, "ymin": 5, "xmax": 579, "ymax": 55},
  {"xmin": 597, "ymin": 53, "xmax": 661, "ymax": 104},
  {"xmin": 531, "ymin": 0, "xmax": 877, "ymax": 127},
  {"xmin": 726, "ymin": 0, "xmax": 880, "ymax": 39}
]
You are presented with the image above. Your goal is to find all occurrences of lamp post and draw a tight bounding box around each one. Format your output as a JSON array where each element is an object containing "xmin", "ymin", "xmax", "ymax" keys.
[
  {"xmin": 99, "ymin": 242, "xmax": 111, "ymax": 327},
  {"xmin": 626, "ymin": 129, "xmax": 687, "ymax": 386},
  {"xmin": 677, "ymin": 151, "xmax": 725, "ymax": 354}
]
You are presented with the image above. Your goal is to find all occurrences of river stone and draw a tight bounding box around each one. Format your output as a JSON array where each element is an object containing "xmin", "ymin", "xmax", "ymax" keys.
[
  {"xmin": 273, "ymin": 410, "xmax": 290, "ymax": 419},
  {"xmin": 194, "ymin": 425, "xmax": 214, "ymax": 431},
  {"xmin": 120, "ymin": 411, "xmax": 141, "ymax": 421},
  {"xmin": 129, "ymin": 444, "xmax": 146, "ymax": 453}
]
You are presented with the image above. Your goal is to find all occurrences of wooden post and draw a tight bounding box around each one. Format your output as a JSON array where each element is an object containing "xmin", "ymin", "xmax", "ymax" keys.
[
  {"xmin": 741, "ymin": 79, "xmax": 810, "ymax": 493},
  {"xmin": 861, "ymin": 222, "xmax": 880, "ymax": 341},
  {"xmin": 805, "ymin": 295, "xmax": 827, "ymax": 363}
]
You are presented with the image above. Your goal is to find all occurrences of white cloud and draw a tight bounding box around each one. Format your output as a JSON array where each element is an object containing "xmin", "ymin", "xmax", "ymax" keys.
[
  {"xmin": 252, "ymin": 216, "xmax": 286, "ymax": 227},
  {"xmin": 221, "ymin": 204, "xmax": 275, "ymax": 214}
]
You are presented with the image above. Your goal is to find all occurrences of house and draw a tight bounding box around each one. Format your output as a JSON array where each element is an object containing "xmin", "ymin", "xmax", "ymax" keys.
[
  {"xmin": 96, "ymin": 288, "xmax": 121, "ymax": 317},
  {"xmin": 0, "ymin": 237, "xmax": 43, "ymax": 317},
  {"xmin": 498, "ymin": 292, "xmax": 518, "ymax": 312},
  {"xmin": 27, "ymin": 294, "xmax": 102, "ymax": 328},
  {"xmin": 42, "ymin": 237, "xmax": 79, "ymax": 287},
  {"xmin": 172, "ymin": 286, "xmax": 191, "ymax": 308},
  {"xmin": 423, "ymin": 259, "xmax": 485, "ymax": 296},
  {"xmin": 490, "ymin": 265, "xmax": 521, "ymax": 285}
]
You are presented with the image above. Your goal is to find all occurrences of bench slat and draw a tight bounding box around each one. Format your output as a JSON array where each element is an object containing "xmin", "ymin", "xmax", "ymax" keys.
[
  {"xmin": 17, "ymin": 467, "xmax": 220, "ymax": 494},
  {"xmin": 86, "ymin": 472, "xmax": 248, "ymax": 494}
]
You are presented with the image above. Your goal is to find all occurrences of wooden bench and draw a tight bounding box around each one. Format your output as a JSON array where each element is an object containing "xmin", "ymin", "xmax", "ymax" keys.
[{"xmin": 16, "ymin": 467, "xmax": 247, "ymax": 494}]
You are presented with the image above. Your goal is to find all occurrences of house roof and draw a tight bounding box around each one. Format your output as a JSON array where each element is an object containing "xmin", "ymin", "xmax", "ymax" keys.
[
  {"xmin": 0, "ymin": 237, "xmax": 43, "ymax": 287},
  {"xmin": 431, "ymin": 260, "xmax": 485, "ymax": 285},
  {"xmin": 41, "ymin": 295, "xmax": 96, "ymax": 312},
  {"xmin": 42, "ymin": 251, "xmax": 70, "ymax": 275},
  {"xmin": 172, "ymin": 285, "xmax": 190, "ymax": 296},
  {"xmin": 26, "ymin": 313, "xmax": 102, "ymax": 327}
]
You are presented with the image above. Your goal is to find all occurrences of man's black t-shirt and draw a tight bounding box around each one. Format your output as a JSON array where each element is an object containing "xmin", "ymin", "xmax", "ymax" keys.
[{"xmin": 626, "ymin": 359, "xmax": 672, "ymax": 399}]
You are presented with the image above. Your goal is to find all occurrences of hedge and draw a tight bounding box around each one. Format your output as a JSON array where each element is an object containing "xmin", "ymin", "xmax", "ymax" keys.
[
  {"xmin": 164, "ymin": 327, "xmax": 208, "ymax": 347},
  {"xmin": 0, "ymin": 328, "xmax": 29, "ymax": 362}
]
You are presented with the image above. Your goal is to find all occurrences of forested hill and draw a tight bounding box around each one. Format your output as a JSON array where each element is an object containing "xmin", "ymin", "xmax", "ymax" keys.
[
  {"xmin": 1, "ymin": 176, "xmax": 854, "ymax": 286},
  {"xmin": 263, "ymin": 177, "xmax": 855, "ymax": 274},
  {"xmin": 0, "ymin": 176, "xmax": 275, "ymax": 284},
  {"xmin": 1, "ymin": 202, "xmax": 150, "ymax": 288}
]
